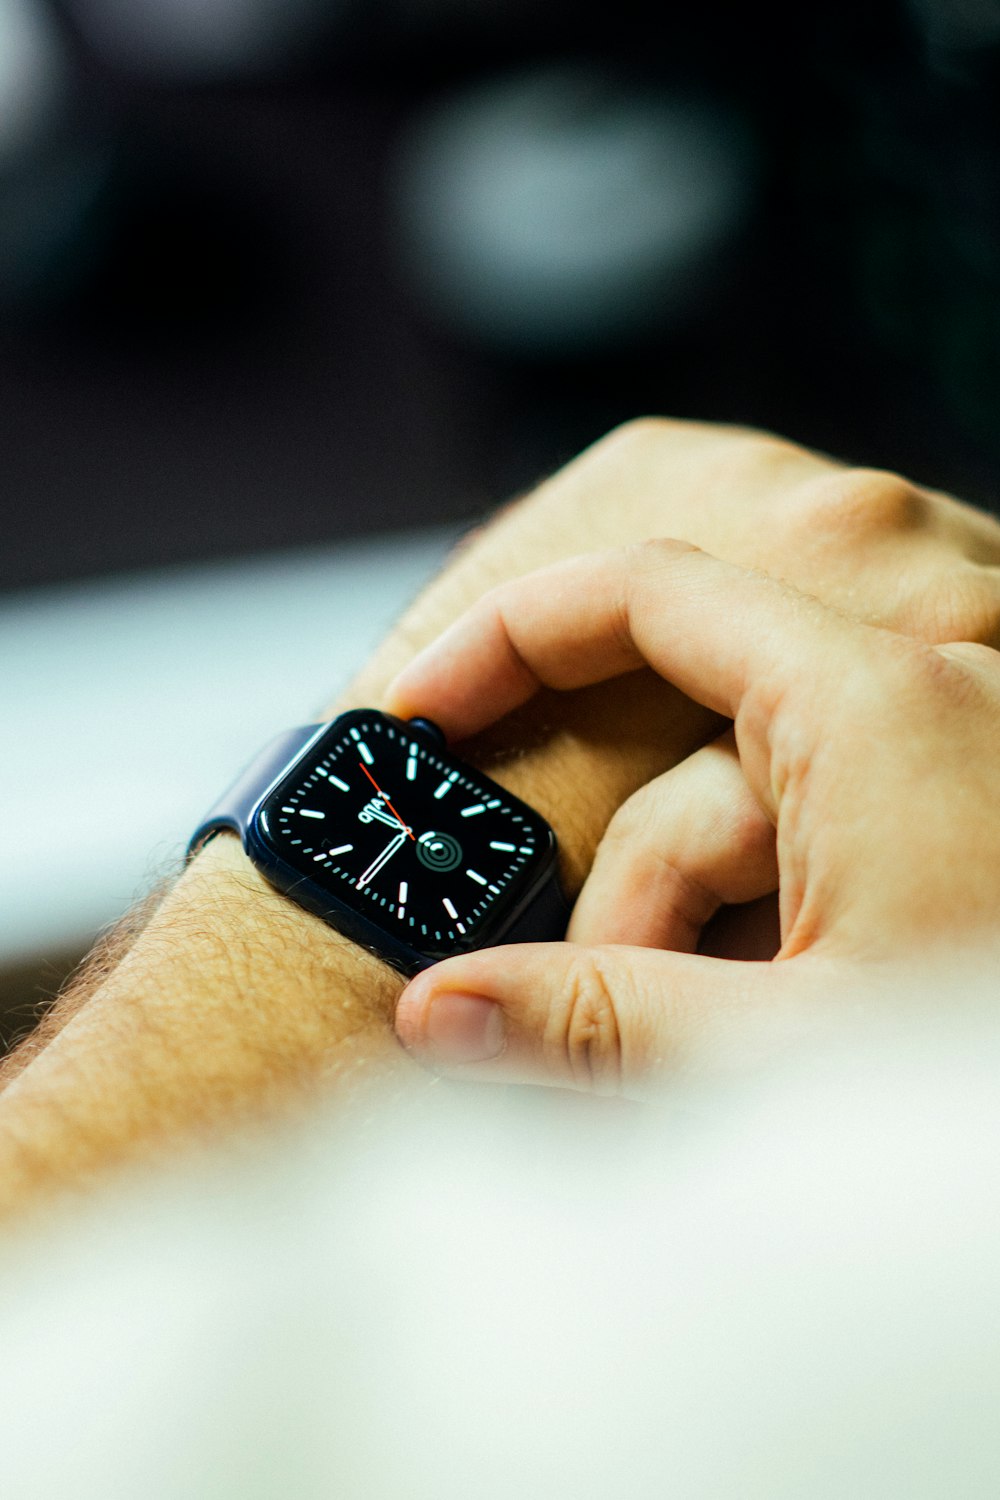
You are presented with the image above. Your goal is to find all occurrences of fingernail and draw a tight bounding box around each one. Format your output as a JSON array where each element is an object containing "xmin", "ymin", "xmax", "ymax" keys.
[{"xmin": 410, "ymin": 991, "xmax": 506, "ymax": 1065}]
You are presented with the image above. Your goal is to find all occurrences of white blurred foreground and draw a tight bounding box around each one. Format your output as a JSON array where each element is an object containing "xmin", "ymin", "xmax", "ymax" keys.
[{"xmin": 0, "ymin": 981, "xmax": 997, "ymax": 1497}]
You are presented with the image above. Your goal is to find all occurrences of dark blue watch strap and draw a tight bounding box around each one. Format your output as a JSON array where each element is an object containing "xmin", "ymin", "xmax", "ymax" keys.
[
  {"xmin": 187, "ymin": 723, "xmax": 322, "ymax": 858},
  {"xmin": 502, "ymin": 871, "xmax": 572, "ymax": 944}
]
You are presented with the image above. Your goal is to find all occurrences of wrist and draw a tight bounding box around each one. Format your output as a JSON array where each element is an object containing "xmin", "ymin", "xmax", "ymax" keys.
[{"xmin": 0, "ymin": 835, "xmax": 412, "ymax": 1214}]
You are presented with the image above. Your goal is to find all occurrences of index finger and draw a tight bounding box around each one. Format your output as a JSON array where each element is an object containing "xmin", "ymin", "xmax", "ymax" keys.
[{"xmin": 384, "ymin": 539, "xmax": 864, "ymax": 741}]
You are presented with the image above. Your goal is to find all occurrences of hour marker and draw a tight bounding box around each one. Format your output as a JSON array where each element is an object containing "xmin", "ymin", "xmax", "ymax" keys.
[
  {"xmin": 397, "ymin": 908, "xmax": 406, "ymax": 920},
  {"xmin": 434, "ymin": 776, "xmax": 457, "ymax": 799},
  {"xmin": 490, "ymin": 841, "xmax": 515, "ymax": 852},
  {"xmin": 281, "ymin": 806, "xmax": 295, "ymax": 813},
  {"xmin": 466, "ymin": 869, "xmax": 487, "ymax": 886},
  {"xmin": 300, "ymin": 809, "xmax": 325, "ymax": 819},
  {"xmin": 330, "ymin": 775, "xmax": 350, "ymax": 792},
  {"xmin": 519, "ymin": 846, "xmax": 533, "ymax": 855},
  {"xmin": 456, "ymin": 922, "xmax": 466, "ymax": 934},
  {"xmin": 358, "ymin": 741, "xmax": 374, "ymax": 765},
  {"xmin": 443, "ymin": 898, "xmax": 458, "ymax": 919},
  {"xmin": 312, "ymin": 850, "xmax": 329, "ymax": 861},
  {"xmin": 487, "ymin": 799, "xmax": 501, "ymax": 809},
  {"xmin": 398, "ymin": 881, "xmax": 408, "ymax": 905},
  {"xmin": 315, "ymin": 766, "xmax": 328, "ymax": 778},
  {"xmin": 461, "ymin": 804, "xmax": 486, "ymax": 818},
  {"xmin": 330, "ymin": 844, "xmax": 353, "ymax": 857},
  {"xmin": 406, "ymin": 753, "xmax": 417, "ymax": 781},
  {"xmin": 350, "ymin": 728, "xmax": 360, "ymax": 740}
]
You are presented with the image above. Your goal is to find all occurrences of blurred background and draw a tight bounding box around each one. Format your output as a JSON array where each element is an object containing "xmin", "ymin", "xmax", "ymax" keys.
[{"xmin": 2, "ymin": 0, "xmax": 1000, "ymax": 1040}]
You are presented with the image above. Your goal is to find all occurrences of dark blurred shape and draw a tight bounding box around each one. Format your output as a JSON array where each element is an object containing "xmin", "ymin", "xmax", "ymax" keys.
[
  {"xmin": 907, "ymin": 0, "xmax": 1000, "ymax": 51},
  {"xmin": 0, "ymin": 0, "xmax": 63, "ymax": 156},
  {"xmin": 0, "ymin": 0, "xmax": 112, "ymax": 308},
  {"xmin": 391, "ymin": 64, "xmax": 756, "ymax": 356},
  {"xmin": 63, "ymin": 0, "xmax": 343, "ymax": 80},
  {"xmin": 2, "ymin": 0, "xmax": 1000, "ymax": 597}
]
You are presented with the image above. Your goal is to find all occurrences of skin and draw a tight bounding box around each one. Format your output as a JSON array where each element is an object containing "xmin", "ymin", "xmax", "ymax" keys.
[
  {"xmin": 390, "ymin": 542, "xmax": 1000, "ymax": 1095},
  {"xmin": 2, "ymin": 418, "xmax": 1000, "ymax": 1217}
]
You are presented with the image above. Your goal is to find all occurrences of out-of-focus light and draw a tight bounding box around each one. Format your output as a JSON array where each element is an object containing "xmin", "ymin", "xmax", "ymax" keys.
[
  {"xmin": 0, "ymin": 0, "xmax": 66, "ymax": 161},
  {"xmin": 907, "ymin": 0, "xmax": 1000, "ymax": 50},
  {"xmin": 390, "ymin": 64, "xmax": 756, "ymax": 357},
  {"xmin": 0, "ymin": 0, "xmax": 110, "ymax": 311},
  {"xmin": 64, "ymin": 0, "xmax": 338, "ymax": 80}
]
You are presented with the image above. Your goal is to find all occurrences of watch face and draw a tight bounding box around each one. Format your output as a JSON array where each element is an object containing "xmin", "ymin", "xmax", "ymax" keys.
[{"xmin": 253, "ymin": 711, "xmax": 555, "ymax": 964}]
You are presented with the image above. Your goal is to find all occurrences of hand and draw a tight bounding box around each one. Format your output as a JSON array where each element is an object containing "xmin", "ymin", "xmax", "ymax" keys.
[
  {"xmin": 390, "ymin": 540, "xmax": 1000, "ymax": 1096},
  {"xmin": 377, "ymin": 420, "xmax": 1000, "ymax": 918},
  {"xmin": 7, "ymin": 420, "xmax": 1000, "ymax": 1219}
]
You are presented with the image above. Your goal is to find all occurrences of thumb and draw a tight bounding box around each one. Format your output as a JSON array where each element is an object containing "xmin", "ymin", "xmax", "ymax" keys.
[{"xmin": 394, "ymin": 943, "xmax": 802, "ymax": 1098}]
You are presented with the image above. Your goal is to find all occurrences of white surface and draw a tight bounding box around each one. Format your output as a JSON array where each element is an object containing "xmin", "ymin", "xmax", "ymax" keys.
[
  {"xmin": 0, "ymin": 527, "xmax": 459, "ymax": 966},
  {"xmin": 0, "ymin": 997, "xmax": 998, "ymax": 1496}
]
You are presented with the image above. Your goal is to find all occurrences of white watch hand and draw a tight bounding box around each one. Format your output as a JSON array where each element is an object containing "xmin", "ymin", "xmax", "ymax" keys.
[{"xmin": 357, "ymin": 830, "xmax": 408, "ymax": 889}]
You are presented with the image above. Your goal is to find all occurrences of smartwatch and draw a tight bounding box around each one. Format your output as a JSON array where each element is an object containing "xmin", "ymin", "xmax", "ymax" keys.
[{"xmin": 188, "ymin": 708, "xmax": 569, "ymax": 977}]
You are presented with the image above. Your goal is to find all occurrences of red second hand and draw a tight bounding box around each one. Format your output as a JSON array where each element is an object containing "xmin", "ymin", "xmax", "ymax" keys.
[{"xmin": 359, "ymin": 761, "xmax": 415, "ymax": 840}]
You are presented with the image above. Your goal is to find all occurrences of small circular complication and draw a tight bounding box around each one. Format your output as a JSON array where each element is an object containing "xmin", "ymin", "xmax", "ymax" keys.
[{"xmin": 415, "ymin": 831, "xmax": 463, "ymax": 872}]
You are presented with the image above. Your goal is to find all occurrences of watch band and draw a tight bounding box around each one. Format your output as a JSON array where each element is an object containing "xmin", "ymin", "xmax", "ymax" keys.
[
  {"xmin": 502, "ymin": 873, "xmax": 571, "ymax": 944},
  {"xmin": 188, "ymin": 724, "xmax": 321, "ymax": 856}
]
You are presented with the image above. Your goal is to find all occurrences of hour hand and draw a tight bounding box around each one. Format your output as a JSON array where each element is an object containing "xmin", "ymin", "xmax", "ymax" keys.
[{"xmin": 357, "ymin": 830, "xmax": 407, "ymax": 889}]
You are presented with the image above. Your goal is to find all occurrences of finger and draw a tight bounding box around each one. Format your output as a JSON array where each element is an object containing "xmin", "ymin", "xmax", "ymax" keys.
[
  {"xmin": 569, "ymin": 730, "xmax": 777, "ymax": 953},
  {"xmin": 384, "ymin": 540, "xmax": 862, "ymax": 749},
  {"xmin": 394, "ymin": 941, "xmax": 807, "ymax": 1099},
  {"xmin": 698, "ymin": 893, "xmax": 782, "ymax": 962}
]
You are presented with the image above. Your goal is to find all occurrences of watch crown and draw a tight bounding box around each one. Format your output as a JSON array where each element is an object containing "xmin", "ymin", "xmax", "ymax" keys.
[{"xmin": 407, "ymin": 716, "xmax": 446, "ymax": 747}]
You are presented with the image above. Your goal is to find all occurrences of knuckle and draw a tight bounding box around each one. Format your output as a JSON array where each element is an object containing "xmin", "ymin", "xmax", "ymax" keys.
[
  {"xmin": 625, "ymin": 536, "xmax": 702, "ymax": 579},
  {"xmin": 792, "ymin": 468, "xmax": 929, "ymax": 539},
  {"xmin": 549, "ymin": 950, "xmax": 625, "ymax": 1095},
  {"xmin": 595, "ymin": 801, "xmax": 719, "ymax": 932},
  {"xmin": 726, "ymin": 792, "xmax": 776, "ymax": 867},
  {"xmin": 838, "ymin": 633, "xmax": 981, "ymax": 726},
  {"xmin": 937, "ymin": 639, "xmax": 1000, "ymax": 673},
  {"xmin": 591, "ymin": 418, "xmax": 792, "ymax": 483},
  {"xmin": 597, "ymin": 415, "xmax": 676, "ymax": 456},
  {"xmin": 599, "ymin": 795, "xmax": 646, "ymax": 855},
  {"xmin": 920, "ymin": 571, "xmax": 1000, "ymax": 648}
]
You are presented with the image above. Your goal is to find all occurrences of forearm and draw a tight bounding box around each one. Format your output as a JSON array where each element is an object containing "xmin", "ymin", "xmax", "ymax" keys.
[
  {"xmin": 0, "ymin": 473, "xmax": 714, "ymax": 1219},
  {"xmin": 7, "ymin": 413, "xmax": 999, "ymax": 1218}
]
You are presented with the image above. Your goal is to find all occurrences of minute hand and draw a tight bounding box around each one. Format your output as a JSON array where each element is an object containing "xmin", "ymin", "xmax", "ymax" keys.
[{"xmin": 357, "ymin": 830, "xmax": 408, "ymax": 890}]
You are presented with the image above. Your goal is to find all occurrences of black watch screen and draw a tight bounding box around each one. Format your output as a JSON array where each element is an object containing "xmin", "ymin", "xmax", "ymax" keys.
[{"xmin": 252, "ymin": 710, "xmax": 556, "ymax": 964}]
